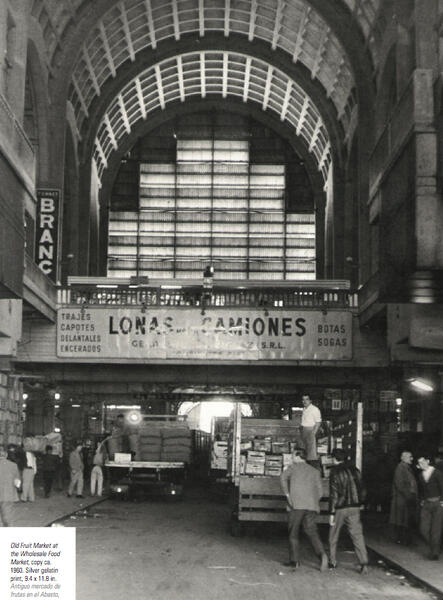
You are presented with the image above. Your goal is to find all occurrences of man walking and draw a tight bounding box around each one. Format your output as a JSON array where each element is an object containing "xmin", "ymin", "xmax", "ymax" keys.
[
  {"xmin": 328, "ymin": 448, "xmax": 369, "ymax": 574},
  {"xmin": 67, "ymin": 442, "xmax": 84, "ymax": 498},
  {"xmin": 280, "ymin": 447, "xmax": 328, "ymax": 571},
  {"xmin": 301, "ymin": 395, "xmax": 321, "ymax": 463},
  {"xmin": 417, "ymin": 454, "xmax": 443, "ymax": 560},
  {"xmin": 389, "ymin": 450, "xmax": 418, "ymax": 545},
  {"xmin": 0, "ymin": 445, "xmax": 21, "ymax": 526}
]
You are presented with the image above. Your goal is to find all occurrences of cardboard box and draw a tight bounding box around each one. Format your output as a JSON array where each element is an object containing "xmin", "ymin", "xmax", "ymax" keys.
[
  {"xmin": 247, "ymin": 450, "xmax": 266, "ymax": 463},
  {"xmin": 265, "ymin": 466, "xmax": 282, "ymax": 476},
  {"xmin": 245, "ymin": 462, "xmax": 265, "ymax": 475},
  {"xmin": 265, "ymin": 454, "xmax": 283, "ymax": 466},
  {"xmin": 253, "ymin": 438, "xmax": 272, "ymax": 452},
  {"xmin": 211, "ymin": 456, "xmax": 228, "ymax": 470},
  {"xmin": 240, "ymin": 441, "xmax": 253, "ymax": 451},
  {"xmin": 271, "ymin": 441, "xmax": 290, "ymax": 454},
  {"xmin": 114, "ymin": 452, "xmax": 132, "ymax": 464},
  {"xmin": 212, "ymin": 441, "xmax": 228, "ymax": 458}
]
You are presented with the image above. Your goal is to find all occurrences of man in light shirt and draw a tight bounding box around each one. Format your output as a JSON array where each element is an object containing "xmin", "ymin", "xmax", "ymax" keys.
[{"xmin": 301, "ymin": 395, "xmax": 322, "ymax": 462}]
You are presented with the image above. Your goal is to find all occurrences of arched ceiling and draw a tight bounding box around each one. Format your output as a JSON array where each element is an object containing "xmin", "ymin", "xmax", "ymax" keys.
[
  {"xmin": 32, "ymin": 0, "xmax": 383, "ymax": 76},
  {"xmin": 69, "ymin": 0, "xmax": 360, "ymax": 135},
  {"xmin": 93, "ymin": 50, "xmax": 331, "ymax": 182},
  {"xmin": 30, "ymin": 0, "xmax": 382, "ymax": 187}
]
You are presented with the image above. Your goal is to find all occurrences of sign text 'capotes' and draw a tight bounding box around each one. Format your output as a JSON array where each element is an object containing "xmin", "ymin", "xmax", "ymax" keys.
[{"xmin": 57, "ymin": 307, "xmax": 353, "ymax": 361}]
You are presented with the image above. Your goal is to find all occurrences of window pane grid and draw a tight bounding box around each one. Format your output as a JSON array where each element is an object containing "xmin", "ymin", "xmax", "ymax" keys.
[{"xmin": 108, "ymin": 138, "xmax": 315, "ymax": 279}]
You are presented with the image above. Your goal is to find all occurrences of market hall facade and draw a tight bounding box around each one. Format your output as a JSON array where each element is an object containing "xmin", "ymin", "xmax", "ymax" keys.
[{"xmin": 0, "ymin": 0, "xmax": 443, "ymax": 458}]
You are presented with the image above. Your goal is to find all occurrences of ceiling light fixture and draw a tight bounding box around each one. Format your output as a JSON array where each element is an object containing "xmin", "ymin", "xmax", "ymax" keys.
[{"xmin": 409, "ymin": 379, "xmax": 434, "ymax": 392}]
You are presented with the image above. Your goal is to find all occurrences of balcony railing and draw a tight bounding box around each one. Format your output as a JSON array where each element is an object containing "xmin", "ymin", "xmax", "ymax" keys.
[{"xmin": 57, "ymin": 278, "xmax": 357, "ymax": 310}]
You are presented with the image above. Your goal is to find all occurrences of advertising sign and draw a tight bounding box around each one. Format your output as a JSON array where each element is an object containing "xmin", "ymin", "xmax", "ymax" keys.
[
  {"xmin": 57, "ymin": 307, "xmax": 352, "ymax": 361},
  {"xmin": 35, "ymin": 189, "xmax": 60, "ymax": 282}
]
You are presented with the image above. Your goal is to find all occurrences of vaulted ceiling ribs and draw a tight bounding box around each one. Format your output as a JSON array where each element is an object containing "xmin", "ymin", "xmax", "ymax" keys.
[
  {"xmin": 93, "ymin": 50, "xmax": 331, "ymax": 181},
  {"xmin": 69, "ymin": 0, "xmax": 359, "ymax": 136}
]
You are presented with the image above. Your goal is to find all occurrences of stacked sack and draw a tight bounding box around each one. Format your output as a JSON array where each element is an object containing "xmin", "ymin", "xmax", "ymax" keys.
[
  {"xmin": 134, "ymin": 427, "xmax": 162, "ymax": 461},
  {"xmin": 160, "ymin": 426, "xmax": 191, "ymax": 462},
  {"xmin": 23, "ymin": 432, "xmax": 63, "ymax": 455}
]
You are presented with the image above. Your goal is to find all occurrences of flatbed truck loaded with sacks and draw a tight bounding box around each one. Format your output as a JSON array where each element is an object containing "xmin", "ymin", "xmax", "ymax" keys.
[{"xmin": 104, "ymin": 414, "xmax": 191, "ymax": 499}]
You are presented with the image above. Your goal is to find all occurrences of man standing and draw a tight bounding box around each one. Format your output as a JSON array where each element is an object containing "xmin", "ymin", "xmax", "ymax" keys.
[
  {"xmin": 21, "ymin": 449, "xmax": 37, "ymax": 502},
  {"xmin": 67, "ymin": 442, "xmax": 84, "ymax": 498},
  {"xmin": 328, "ymin": 448, "xmax": 369, "ymax": 574},
  {"xmin": 0, "ymin": 445, "xmax": 21, "ymax": 526},
  {"xmin": 389, "ymin": 450, "xmax": 418, "ymax": 545},
  {"xmin": 42, "ymin": 445, "xmax": 60, "ymax": 498},
  {"xmin": 301, "ymin": 394, "xmax": 321, "ymax": 463},
  {"xmin": 90, "ymin": 442, "xmax": 105, "ymax": 497},
  {"xmin": 417, "ymin": 454, "xmax": 443, "ymax": 560},
  {"xmin": 280, "ymin": 447, "xmax": 328, "ymax": 571}
]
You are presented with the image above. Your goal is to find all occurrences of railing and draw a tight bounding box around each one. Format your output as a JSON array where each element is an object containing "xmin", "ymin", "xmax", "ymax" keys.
[{"xmin": 57, "ymin": 280, "xmax": 357, "ymax": 310}]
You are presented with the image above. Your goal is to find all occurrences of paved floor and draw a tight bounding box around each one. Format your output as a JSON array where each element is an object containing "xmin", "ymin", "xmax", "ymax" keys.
[
  {"xmin": 6, "ymin": 483, "xmax": 443, "ymax": 598},
  {"xmin": 364, "ymin": 513, "xmax": 443, "ymax": 599}
]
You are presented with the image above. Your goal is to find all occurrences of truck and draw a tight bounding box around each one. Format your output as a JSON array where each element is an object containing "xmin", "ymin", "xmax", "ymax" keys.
[
  {"xmin": 228, "ymin": 403, "xmax": 363, "ymax": 535},
  {"xmin": 104, "ymin": 414, "xmax": 191, "ymax": 499}
]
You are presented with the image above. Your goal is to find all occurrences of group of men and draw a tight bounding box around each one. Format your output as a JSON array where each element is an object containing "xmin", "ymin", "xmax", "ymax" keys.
[
  {"xmin": 281, "ymin": 394, "xmax": 443, "ymax": 571},
  {"xmin": 0, "ymin": 439, "xmax": 106, "ymax": 526},
  {"xmin": 389, "ymin": 450, "xmax": 443, "ymax": 560},
  {"xmin": 67, "ymin": 441, "xmax": 106, "ymax": 498},
  {"xmin": 280, "ymin": 394, "xmax": 368, "ymax": 573},
  {"xmin": 280, "ymin": 444, "xmax": 369, "ymax": 573}
]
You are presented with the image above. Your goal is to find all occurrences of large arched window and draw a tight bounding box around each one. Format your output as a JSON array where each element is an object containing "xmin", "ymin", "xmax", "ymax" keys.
[{"xmin": 107, "ymin": 111, "xmax": 316, "ymax": 281}]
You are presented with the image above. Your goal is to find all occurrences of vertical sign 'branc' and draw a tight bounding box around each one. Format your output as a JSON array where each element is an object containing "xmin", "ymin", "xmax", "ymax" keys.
[{"xmin": 35, "ymin": 189, "xmax": 60, "ymax": 282}]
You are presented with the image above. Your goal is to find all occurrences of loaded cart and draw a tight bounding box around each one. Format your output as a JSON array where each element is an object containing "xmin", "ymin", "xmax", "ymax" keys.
[
  {"xmin": 105, "ymin": 414, "xmax": 191, "ymax": 499},
  {"xmin": 228, "ymin": 403, "xmax": 363, "ymax": 535}
]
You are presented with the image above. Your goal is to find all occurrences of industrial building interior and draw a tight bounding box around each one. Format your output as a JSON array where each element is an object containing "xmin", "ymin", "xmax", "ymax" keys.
[{"xmin": 0, "ymin": 0, "xmax": 443, "ymax": 466}]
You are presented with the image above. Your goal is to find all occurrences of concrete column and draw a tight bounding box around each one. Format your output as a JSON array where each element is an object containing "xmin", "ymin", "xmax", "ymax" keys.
[
  {"xmin": 414, "ymin": 0, "xmax": 439, "ymax": 73},
  {"xmin": 413, "ymin": 70, "xmax": 443, "ymax": 267}
]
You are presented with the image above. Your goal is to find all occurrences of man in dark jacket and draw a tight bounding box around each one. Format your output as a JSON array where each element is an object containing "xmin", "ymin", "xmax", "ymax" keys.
[
  {"xmin": 41, "ymin": 445, "xmax": 60, "ymax": 498},
  {"xmin": 417, "ymin": 454, "xmax": 443, "ymax": 560},
  {"xmin": 328, "ymin": 448, "xmax": 368, "ymax": 573},
  {"xmin": 280, "ymin": 447, "xmax": 328, "ymax": 571},
  {"xmin": 389, "ymin": 450, "xmax": 418, "ymax": 545}
]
